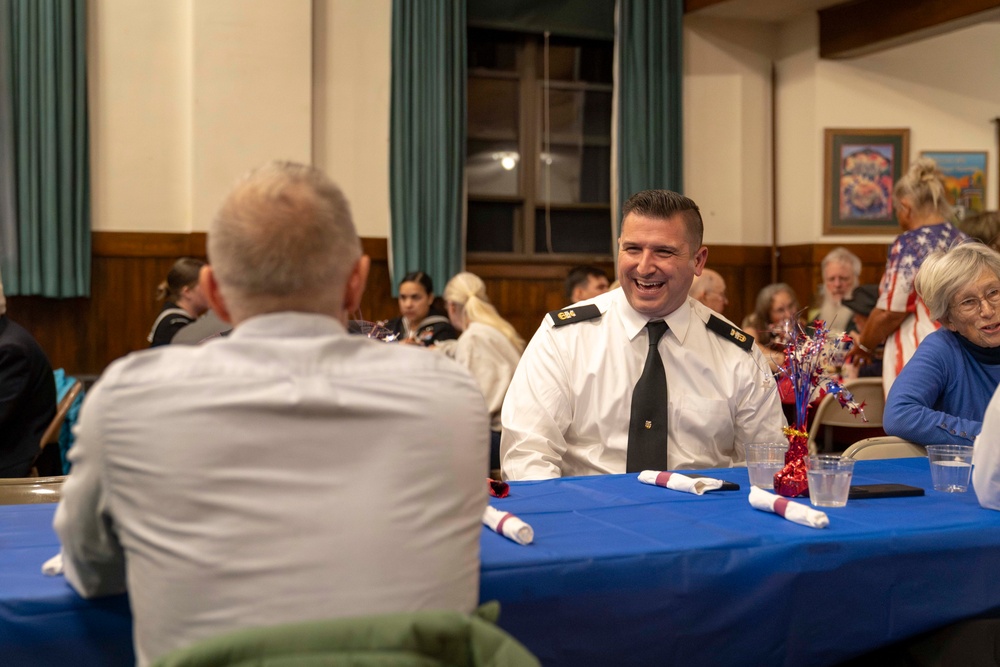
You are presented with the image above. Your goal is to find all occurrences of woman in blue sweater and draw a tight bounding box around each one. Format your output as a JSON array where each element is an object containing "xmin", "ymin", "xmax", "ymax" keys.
[{"xmin": 884, "ymin": 243, "xmax": 1000, "ymax": 445}]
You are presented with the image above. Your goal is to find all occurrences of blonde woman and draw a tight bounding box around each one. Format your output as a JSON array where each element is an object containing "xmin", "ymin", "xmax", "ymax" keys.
[
  {"xmin": 442, "ymin": 272, "xmax": 525, "ymax": 470},
  {"xmin": 854, "ymin": 158, "xmax": 968, "ymax": 392}
]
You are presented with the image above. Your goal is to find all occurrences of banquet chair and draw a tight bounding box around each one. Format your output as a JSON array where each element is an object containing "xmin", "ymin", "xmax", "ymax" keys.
[
  {"xmin": 807, "ymin": 377, "xmax": 885, "ymax": 454},
  {"xmin": 151, "ymin": 603, "xmax": 540, "ymax": 667},
  {"xmin": 842, "ymin": 436, "xmax": 926, "ymax": 460},
  {"xmin": 31, "ymin": 380, "xmax": 84, "ymax": 476},
  {"xmin": 0, "ymin": 476, "xmax": 66, "ymax": 504}
]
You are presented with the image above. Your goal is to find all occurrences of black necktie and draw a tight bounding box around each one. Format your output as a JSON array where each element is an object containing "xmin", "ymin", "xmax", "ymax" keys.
[{"xmin": 627, "ymin": 320, "xmax": 669, "ymax": 473}]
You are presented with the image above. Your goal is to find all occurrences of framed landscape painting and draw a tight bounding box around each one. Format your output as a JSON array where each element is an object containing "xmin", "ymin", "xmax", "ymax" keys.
[
  {"xmin": 919, "ymin": 150, "xmax": 987, "ymax": 220},
  {"xmin": 823, "ymin": 128, "xmax": 910, "ymax": 235}
]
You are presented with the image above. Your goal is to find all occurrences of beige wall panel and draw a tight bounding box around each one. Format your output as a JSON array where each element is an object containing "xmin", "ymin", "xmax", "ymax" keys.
[
  {"xmin": 684, "ymin": 17, "xmax": 774, "ymax": 246},
  {"xmin": 88, "ymin": 0, "xmax": 190, "ymax": 232},
  {"xmin": 191, "ymin": 0, "xmax": 313, "ymax": 231},
  {"xmin": 313, "ymin": 0, "xmax": 392, "ymax": 238}
]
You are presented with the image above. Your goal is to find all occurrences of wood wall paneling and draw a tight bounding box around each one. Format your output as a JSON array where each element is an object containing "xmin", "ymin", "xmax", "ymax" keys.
[{"xmin": 5, "ymin": 233, "xmax": 888, "ymax": 378}]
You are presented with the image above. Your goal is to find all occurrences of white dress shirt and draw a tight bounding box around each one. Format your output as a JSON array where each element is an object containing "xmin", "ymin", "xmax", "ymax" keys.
[
  {"xmin": 974, "ymin": 386, "xmax": 1000, "ymax": 510},
  {"xmin": 54, "ymin": 313, "xmax": 490, "ymax": 666},
  {"xmin": 500, "ymin": 289, "xmax": 786, "ymax": 480},
  {"xmin": 446, "ymin": 322, "xmax": 522, "ymax": 432}
]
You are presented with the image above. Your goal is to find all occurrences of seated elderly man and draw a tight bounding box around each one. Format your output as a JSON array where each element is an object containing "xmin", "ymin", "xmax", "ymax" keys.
[
  {"xmin": 501, "ymin": 189, "xmax": 785, "ymax": 480},
  {"xmin": 688, "ymin": 268, "xmax": 728, "ymax": 314},
  {"xmin": 884, "ymin": 243, "xmax": 1000, "ymax": 445},
  {"xmin": 55, "ymin": 162, "xmax": 490, "ymax": 665},
  {"xmin": 0, "ymin": 273, "xmax": 56, "ymax": 477}
]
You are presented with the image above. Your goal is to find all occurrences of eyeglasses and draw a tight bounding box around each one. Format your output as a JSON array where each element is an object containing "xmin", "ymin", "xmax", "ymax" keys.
[{"xmin": 953, "ymin": 287, "xmax": 1000, "ymax": 317}]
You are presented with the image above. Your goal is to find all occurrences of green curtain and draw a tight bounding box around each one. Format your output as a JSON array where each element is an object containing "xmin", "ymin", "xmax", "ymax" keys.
[
  {"xmin": 0, "ymin": 0, "xmax": 17, "ymax": 279},
  {"xmin": 616, "ymin": 0, "xmax": 683, "ymax": 231},
  {"xmin": 389, "ymin": 0, "xmax": 465, "ymax": 295},
  {"xmin": 467, "ymin": 0, "xmax": 615, "ymax": 40},
  {"xmin": 2, "ymin": 0, "xmax": 90, "ymax": 297}
]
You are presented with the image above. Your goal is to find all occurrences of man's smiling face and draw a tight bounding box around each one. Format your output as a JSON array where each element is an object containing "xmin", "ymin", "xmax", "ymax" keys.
[{"xmin": 617, "ymin": 212, "xmax": 707, "ymax": 320}]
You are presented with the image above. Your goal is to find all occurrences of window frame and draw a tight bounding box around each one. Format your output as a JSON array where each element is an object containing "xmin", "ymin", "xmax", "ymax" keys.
[{"xmin": 466, "ymin": 31, "xmax": 614, "ymax": 263}]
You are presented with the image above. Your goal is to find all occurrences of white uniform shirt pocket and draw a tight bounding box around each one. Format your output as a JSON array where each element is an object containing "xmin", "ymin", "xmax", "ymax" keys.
[{"xmin": 671, "ymin": 395, "xmax": 735, "ymax": 469}]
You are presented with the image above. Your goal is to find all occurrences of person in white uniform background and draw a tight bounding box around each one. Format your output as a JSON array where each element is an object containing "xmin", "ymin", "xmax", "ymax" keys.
[
  {"xmin": 54, "ymin": 161, "xmax": 489, "ymax": 666},
  {"xmin": 500, "ymin": 189, "xmax": 786, "ymax": 481},
  {"xmin": 440, "ymin": 271, "xmax": 525, "ymax": 472}
]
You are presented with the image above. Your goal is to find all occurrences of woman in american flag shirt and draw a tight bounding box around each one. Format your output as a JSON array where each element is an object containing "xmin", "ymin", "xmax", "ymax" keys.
[{"xmin": 853, "ymin": 158, "xmax": 967, "ymax": 394}]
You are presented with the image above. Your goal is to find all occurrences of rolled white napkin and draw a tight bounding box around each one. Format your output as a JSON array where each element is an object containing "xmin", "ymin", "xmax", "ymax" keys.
[
  {"xmin": 483, "ymin": 506, "xmax": 534, "ymax": 545},
  {"xmin": 42, "ymin": 552, "xmax": 64, "ymax": 576},
  {"xmin": 749, "ymin": 486, "xmax": 829, "ymax": 529},
  {"xmin": 638, "ymin": 470, "xmax": 724, "ymax": 495}
]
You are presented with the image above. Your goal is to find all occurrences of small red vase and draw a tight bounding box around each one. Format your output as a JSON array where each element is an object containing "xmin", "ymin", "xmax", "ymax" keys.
[{"xmin": 774, "ymin": 431, "xmax": 809, "ymax": 497}]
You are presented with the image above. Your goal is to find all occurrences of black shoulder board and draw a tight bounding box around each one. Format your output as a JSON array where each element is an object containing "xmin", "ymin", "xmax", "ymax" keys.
[
  {"xmin": 548, "ymin": 304, "xmax": 602, "ymax": 327},
  {"xmin": 706, "ymin": 315, "xmax": 754, "ymax": 351}
]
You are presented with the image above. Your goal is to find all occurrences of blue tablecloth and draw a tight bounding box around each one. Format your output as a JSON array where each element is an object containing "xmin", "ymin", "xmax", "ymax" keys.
[
  {"xmin": 4, "ymin": 458, "xmax": 1000, "ymax": 666},
  {"xmin": 481, "ymin": 458, "xmax": 1000, "ymax": 666},
  {"xmin": 0, "ymin": 503, "xmax": 133, "ymax": 666}
]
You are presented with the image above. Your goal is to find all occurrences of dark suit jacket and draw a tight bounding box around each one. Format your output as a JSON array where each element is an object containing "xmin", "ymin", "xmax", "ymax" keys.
[{"xmin": 0, "ymin": 316, "xmax": 56, "ymax": 476}]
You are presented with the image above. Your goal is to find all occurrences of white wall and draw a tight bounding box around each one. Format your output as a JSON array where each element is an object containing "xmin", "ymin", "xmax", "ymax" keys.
[
  {"xmin": 89, "ymin": 0, "xmax": 386, "ymax": 235},
  {"xmin": 313, "ymin": 0, "xmax": 392, "ymax": 238},
  {"xmin": 776, "ymin": 14, "xmax": 1000, "ymax": 245},
  {"xmin": 684, "ymin": 16, "xmax": 775, "ymax": 247},
  {"xmin": 683, "ymin": 13, "xmax": 1000, "ymax": 248},
  {"xmin": 88, "ymin": 0, "xmax": 190, "ymax": 232},
  {"xmin": 88, "ymin": 2, "xmax": 998, "ymax": 246}
]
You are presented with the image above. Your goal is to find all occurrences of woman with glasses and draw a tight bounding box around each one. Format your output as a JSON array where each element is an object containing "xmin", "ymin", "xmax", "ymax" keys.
[
  {"xmin": 741, "ymin": 282, "xmax": 801, "ymax": 373},
  {"xmin": 883, "ymin": 243, "xmax": 1000, "ymax": 446}
]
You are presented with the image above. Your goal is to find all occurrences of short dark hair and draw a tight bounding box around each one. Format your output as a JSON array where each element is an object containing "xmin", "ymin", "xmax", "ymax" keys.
[
  {"xmin": 565, "ymin": 266, "xmax": 608, "ymax": 300},
  {"xmin": 621, "ymin": 190, "xmax": 703, "ymax": 248},
  {"xmin": 399, "ymin": 270, "xmax": 434, "ymax": 296}
]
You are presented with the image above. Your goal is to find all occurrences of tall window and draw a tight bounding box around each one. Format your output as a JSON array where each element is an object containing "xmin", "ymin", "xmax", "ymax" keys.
[{"xmin": 466, "ymin": 29, "xmax": 613, "ymax": 258}]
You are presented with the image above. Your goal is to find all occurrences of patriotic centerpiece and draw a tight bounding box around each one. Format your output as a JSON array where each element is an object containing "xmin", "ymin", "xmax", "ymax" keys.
[
  {"xmin": 352, "ymin": 319, "xmax": 396, "ymax": 341},
  {"xmin": 772, "ymin": 319, "xmax": 867, "ymax": 497}
]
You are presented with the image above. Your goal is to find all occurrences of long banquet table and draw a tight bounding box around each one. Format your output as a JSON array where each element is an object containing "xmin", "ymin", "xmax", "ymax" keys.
[
  {"xmin": 4, "ymin": 458, "xmax": 1000, "ymax": 666},
  {"xmin": 481, "ymin": 457, "xmax": 1000, "ymax": 666}
]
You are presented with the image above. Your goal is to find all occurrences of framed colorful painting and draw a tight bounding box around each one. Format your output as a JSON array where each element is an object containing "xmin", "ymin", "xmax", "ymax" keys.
[
  {"xmin": 823, "ymin": 128, "xmax": 910, "ymax": 235},
  {"xmin": 919, "ymin": 150, "xmax": 987, "ymax": 220}
]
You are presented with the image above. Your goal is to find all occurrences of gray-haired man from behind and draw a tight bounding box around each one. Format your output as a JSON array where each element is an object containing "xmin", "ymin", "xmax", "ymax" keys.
[{"xmin": 55, "ymin": 162, "xmax": 490, "ymax": 665}]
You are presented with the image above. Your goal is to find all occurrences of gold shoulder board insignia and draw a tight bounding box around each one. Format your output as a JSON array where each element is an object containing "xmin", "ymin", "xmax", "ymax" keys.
[
  {"xmin": 547, "ymin": 304, "xmax": 602, "ymax": 327},
  {"xmin": 706, "ymin": 315, "xmax": 754, "ymax": 351}
]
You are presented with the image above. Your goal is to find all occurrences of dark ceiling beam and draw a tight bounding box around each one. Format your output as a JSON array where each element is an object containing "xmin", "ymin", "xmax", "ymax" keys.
[
  {"xmin": 820, "ymin": 0, "xmax": 1000, "ymax": 59},
  {"xmin": 683, "ymin": 0, "xmax": 730, "ymax": 12}
]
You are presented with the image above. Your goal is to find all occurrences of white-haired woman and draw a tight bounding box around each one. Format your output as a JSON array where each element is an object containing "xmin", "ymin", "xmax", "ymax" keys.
[
  {"xmin": 811, "ymin": 247, "xmax": 861, "ymax": 333},
  {"xmin": 441, "ymin": 272, "xmax": 525, "ymax": 471},
  {"xmin": 854, "ymin": 158, "xmax": 967, "ymax": 392},
  {"xmin": 883, "ymin": 243, "xmax": 1000, "ymax": 445}
]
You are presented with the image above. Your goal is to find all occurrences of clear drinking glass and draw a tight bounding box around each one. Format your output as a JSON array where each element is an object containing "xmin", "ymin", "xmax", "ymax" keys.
[
  {"xmin": 926, "ymin": 445, "xmax": 974, "ymax": 493},
  {"xmin": 806, "ymin": 455, "xmax": 855, "ymax": 507},
  {"xmin": 746, "ymin": 442, "xmax": 788, "ymax": 490}
]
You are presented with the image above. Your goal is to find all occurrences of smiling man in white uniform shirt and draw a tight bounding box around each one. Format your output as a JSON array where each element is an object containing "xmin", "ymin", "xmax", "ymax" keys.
[
  {"xmin": 500, "ymin": 189, "xmax": 785, "ymax": 480},
  {"xmin": 54, "ymin": 162, "xmax": 489, "ymax": 665}
]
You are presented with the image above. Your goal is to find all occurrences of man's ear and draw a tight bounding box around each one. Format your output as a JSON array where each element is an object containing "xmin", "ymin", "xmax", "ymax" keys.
[
  {"xmin": 202, "ymin": 266, "xmax": 233, "ymax": 324},
  {"xmin": 343, "ymin": 254, "xmax": 371, "ymax": 316},
  {"xmin": 693, "ymin": 245, "xmax": 709, "ymax": 273}
]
